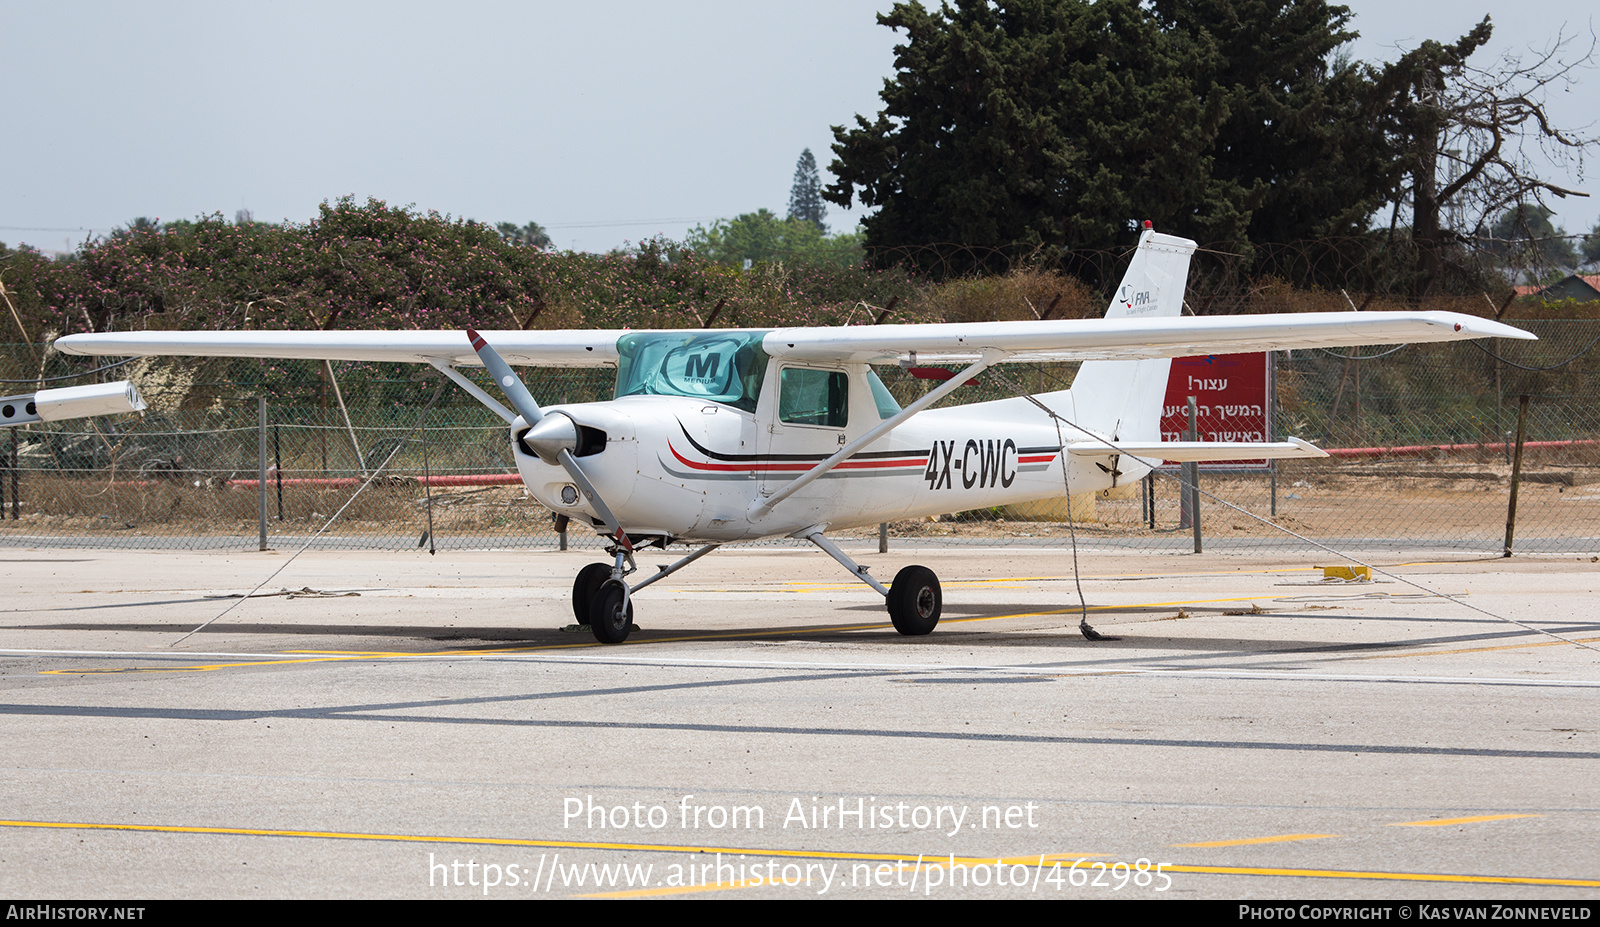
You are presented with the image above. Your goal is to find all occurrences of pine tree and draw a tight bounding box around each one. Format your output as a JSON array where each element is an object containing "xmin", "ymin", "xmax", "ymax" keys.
[{"xmin": 787, "ymin": 149, "xmax": 828, "ymax": 233}]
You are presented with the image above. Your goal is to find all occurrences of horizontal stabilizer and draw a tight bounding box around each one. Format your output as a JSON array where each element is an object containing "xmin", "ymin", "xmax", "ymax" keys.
[
  {"xmin": 2, "ymin": 381, "xmax": 146, "ymax": 428},
  {"xmin": 1067, "ymin": 436, "xmax": 1328, "ymax": 462}
]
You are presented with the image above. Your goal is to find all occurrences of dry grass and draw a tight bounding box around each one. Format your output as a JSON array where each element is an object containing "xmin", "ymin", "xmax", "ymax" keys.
[
  {"xmin": 0, "ymin": 478, "xmax": 556, "ymax": 540},
  {"xmin": 925, "ymin": 267, "xmax": 1100, "ymax": 323}
]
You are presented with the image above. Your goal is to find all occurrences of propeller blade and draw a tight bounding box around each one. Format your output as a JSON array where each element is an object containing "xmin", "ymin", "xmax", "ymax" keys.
[
  {"xmin": 466, "ymin": 328, "xmax": 544, "ymax": 425},
  {"xmin": 465, "ymin": 329, "xmax": 625, "ymax": 539}
]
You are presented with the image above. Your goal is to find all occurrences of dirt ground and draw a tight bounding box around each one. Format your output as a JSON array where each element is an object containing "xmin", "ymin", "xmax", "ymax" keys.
[{"xmin": 2, "ymin": 460, "xmax": 1598, "ymax": 548}]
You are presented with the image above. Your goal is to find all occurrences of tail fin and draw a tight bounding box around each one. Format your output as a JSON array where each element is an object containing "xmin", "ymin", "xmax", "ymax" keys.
[{"xmin": 1056, "ymin": 229, "xmax": 1196, "ymax": 442}]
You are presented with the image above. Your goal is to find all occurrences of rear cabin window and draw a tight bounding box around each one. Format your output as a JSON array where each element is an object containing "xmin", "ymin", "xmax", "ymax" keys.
[
  {"xmin": 779, "ymin": 367, "xmax": 849, "ymax": 428},
  {"xmin": 614, "ymin": 331, "xmax": 770, "ymax": 413}
]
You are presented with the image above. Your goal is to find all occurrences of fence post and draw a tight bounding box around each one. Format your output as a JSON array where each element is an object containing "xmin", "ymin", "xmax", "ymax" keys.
[
  {"xmin": 273, "ymin": 425, "xmax": 283, "ymax": 520},
  {"xmin": 422, "ymin": 409, "xmax": 436, "ymax": 555},
  {"xmin": 1181, "ymin": 396, "xmax": 1202, "ymax": 552},
  {"xmin": 6, "ymin": 428, "xmax": 16, "ymax": 519},
  {"xmin": 1269, "ymin": 349, "xmax": 1278, "ymax": 517},
  {"xmin": 257, "ymin": 396, "xmax": 268, "ymax": 551},
  {"xmin": 879, "ymin": 521, "xmax": 888, "ymax": 553},
  {"xmin": 1503, "ymin": 394, "xmax": 1530, "ymax": 558}
]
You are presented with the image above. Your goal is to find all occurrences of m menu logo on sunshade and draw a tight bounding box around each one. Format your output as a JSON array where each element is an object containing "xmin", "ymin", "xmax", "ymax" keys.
[{"xmin": 683, "ymin": 353, "xmax": 721, "ymax": 381}]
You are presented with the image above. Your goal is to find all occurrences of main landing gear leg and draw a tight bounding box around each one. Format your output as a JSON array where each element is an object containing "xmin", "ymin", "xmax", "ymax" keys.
[
  {"xmin": 628, "ymin": 543, "xmax": 721, "ymax": 596},
  {"xmin": 798, "ymin": 528, "xmax": 942, "ymax": 637}
]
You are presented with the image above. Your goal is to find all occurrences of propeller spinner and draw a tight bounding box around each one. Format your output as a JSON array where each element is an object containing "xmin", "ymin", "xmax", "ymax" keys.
[{"xmin": 465, "ymin": 329, "xmax": 624, "ymax": 538}]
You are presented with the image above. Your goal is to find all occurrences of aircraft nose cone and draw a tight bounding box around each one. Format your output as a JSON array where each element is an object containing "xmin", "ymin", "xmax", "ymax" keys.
[{"xmin": 521, "ymin": 412, "xmax": 578, "ymax": 465}]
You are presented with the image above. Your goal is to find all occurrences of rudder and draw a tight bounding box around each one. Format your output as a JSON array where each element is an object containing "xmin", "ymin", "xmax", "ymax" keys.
[{"xmin": 1056, "ymin": 229, "xmax": 1196, "ymax": 442}]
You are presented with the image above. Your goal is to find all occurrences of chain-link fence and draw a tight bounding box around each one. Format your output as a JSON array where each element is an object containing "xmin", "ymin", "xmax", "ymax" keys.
[{"xmin": 4, "ymin": 323, "xmax": 1599, "ymax": 554}]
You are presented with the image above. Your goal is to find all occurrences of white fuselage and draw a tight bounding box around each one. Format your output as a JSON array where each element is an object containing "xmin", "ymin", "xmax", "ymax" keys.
[{"xmin": 514, "ymin": 361, "xmax": 1139, "ymax": 542}]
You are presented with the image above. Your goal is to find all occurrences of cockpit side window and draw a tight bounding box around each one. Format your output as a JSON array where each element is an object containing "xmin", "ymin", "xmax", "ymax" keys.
[
  {"xmin": 779, "ymin": 367, "xmax": 849, "ymax": 428},
  {"xmin": 614, "ymin": 331, "xmax": 770, "ymax": 413}
]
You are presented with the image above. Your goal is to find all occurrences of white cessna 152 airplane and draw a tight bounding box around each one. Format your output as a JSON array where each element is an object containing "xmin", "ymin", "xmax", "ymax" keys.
[{"xmin": 56, "ymin": 230, "xmax": 1532, "ymax": 643}]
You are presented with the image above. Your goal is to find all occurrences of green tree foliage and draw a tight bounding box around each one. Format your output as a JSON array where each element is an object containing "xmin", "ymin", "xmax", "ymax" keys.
[
  {"xmin": 685, "ymin": 209, "xmax": 864, "ymax": 267},
  {"xmin": 1150, "ymin": 0, "xmax": 1392, "ymax": 246},
  {"xmin": 787, "ymin": 149, "xmax": 828, "ymax": 232},
  {"xmin": 825, "ymin": 0, "xmax": 1386, "ymax": 273}
]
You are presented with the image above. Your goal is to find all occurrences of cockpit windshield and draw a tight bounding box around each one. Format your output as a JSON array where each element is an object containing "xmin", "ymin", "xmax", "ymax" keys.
[{"xmin": 614, "ymin": 331, "xmax": 771, "ymax": 413}]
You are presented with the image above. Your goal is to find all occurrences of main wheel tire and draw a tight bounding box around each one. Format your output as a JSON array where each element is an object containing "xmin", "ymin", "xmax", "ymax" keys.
[
  {"xmin": 887, "ymin": 565, "xmax": 941, "ymax": 636},
  {"xmin": 572, "ymin": 562, "xmax": 613, "ymax": 623},
  {"xmin": 589, "ymin": 579, "xmax": 634, "ymax": 644}
]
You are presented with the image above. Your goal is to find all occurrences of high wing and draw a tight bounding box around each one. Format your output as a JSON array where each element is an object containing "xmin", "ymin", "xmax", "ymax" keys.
[
  {"xmin": 53, "ymin": 330, "xmax": 623, "ymax": 367},
  {"xmin": 765, "ymin": 311, "xmax": 1532, "ymax": 364},
  {"xmin": 54, "ymin": 312, "xmax": 1531, "ymax": 366}
]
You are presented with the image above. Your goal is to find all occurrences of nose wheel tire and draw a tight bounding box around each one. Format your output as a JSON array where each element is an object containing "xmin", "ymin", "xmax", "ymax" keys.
[
  {"xmin": 572, "ymin": 562, "xmax": 613, "ymax": 623},
  {"xmin": 887, "ymin": 565, "xmax": 941, "ymax": 636},
  {"xmin": 589, "ymin": 579, "xmax": 634, "ymax": 644}
]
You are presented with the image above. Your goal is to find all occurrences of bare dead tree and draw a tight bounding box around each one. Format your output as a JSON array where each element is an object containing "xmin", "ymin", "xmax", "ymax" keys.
[{"xmin": 1373, "ymin": 17, "xmax": 1597, "ymax": 294}]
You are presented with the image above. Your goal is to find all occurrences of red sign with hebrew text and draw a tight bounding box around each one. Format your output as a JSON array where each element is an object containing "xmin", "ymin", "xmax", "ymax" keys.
[{"xmin": 1160, "ymin": 353, "xmax": 1271, "ymax": 469}]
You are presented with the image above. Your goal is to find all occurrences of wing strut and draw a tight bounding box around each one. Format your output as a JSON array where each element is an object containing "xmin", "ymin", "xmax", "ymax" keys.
[
  {"xmin": 748, "ymin": 350, "xmax": 1006, "ymax": 520},
  {"xmin": 428, "ymin": 359, "xmax": 515, "ymax": 424}
]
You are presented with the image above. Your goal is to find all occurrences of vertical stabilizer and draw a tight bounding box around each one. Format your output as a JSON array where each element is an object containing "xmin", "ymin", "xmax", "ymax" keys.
[{"xmin": 1056, "ymin": 230, "xmax": 1196, "ymax": 443}]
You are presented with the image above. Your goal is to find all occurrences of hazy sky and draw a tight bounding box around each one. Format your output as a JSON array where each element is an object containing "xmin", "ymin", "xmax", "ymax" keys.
[{"xmin": 2, "ymin": 1, "xmax": 1594, "ymax": 255}]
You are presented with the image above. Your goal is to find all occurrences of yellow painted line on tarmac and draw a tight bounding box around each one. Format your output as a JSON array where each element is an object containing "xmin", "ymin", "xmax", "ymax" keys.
[
  {"xmin": 8, "ymin": 819, "xmax": 1594, "ymax": 892},
  {"xmin": 283, "ymin": 595, "xmax": 1272, "ymax": 656},
  {"xmin": 1172, "ymin": 833, "xmax": 1338, "ymax": 848},
  {"xmin": 1355, "ymin": 636, "xmax": 1600, "ymax": 661},
  {"xmin": 722, "ymin": 559, "xmax": 1490, "ymax": 597},
  {"xmin": 781, "ymin": 579, "xmax": 1030, "ymax": 590},
  {"xmin": 0, "ymin": 818, "xmax": 1098, "ymax": 866},
  {"xmin": 1389, "ymin": 814, "xmax": 1540, "ymax": 827},
  {"xmin": 43, "ymin": 592, "xmax": 1307, "ymax": 675},
  {"xmin": 41, "ymin": 654, "xmax": 372, "ymax": 675},
  {"xmin": 765, "ymin": 566, "xmax": 1323, "ymax": 592}
]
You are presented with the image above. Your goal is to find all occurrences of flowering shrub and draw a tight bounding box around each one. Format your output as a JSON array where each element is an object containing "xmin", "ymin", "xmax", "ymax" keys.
[{"xmin": 0, "ymin": 198, "xmax": 929, "ymax": 339}]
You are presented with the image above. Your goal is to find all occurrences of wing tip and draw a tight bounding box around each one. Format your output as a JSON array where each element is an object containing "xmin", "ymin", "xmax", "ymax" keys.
[{"xmin": 1288, "ymin": 436, "xmax": 1330, "ymax": 458}]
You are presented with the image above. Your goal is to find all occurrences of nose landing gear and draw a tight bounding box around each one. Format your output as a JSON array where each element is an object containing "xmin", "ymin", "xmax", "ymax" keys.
[{"xmin": 588, "ymin": 579, "xmax": 635, "ymax": 644}]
